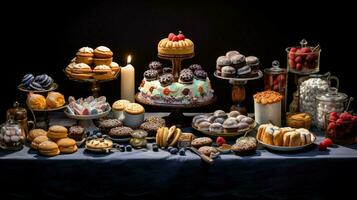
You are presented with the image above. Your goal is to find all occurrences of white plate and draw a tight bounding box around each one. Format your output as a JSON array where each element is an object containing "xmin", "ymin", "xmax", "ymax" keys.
[
  {"xmin": 64, "ymin": 107, "xmax": 111, "ymax": 120},
  {"xmin": 257, "ymin": 134, "xmax": 316, "ymax": 152}
]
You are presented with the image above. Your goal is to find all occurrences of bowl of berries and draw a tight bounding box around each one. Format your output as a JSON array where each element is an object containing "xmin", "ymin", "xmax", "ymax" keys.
[
  {"xmin": 325, "ymin": 111, "xmax": 357, "ymax": 145},
  {"xmin": 286, "ymin": 39, "xmax": 321, "ymax": 75}
]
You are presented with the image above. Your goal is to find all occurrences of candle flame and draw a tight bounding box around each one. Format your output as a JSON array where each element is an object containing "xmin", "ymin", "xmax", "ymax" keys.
[{"xmin": 127, "ymin": 55, "xmax": 132, "ymax": 64}]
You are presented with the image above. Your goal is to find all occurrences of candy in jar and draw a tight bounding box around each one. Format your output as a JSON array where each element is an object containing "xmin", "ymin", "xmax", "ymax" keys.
[{"xmin": 0, "ymin": 117, "xmax": 25, "ymax": 150}]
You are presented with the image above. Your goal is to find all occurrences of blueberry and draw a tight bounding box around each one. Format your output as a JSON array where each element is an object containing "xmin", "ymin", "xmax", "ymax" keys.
[
  {"xmin": 92, "ymin": 135, "xmax": 98, "ymax": 139},
  {"xmin": 153, "ymin": 146, "xmax": 159, "ymax": 152},
  {"xmin": 167, "ymin": 146, "xmax": 173, "ymax": 152},
  {"xmin": 179, "ymin": 148, "xmax": 186, "ymax": 156},
  {"xmin": 119, "ymin": 145, "xmax": 125, "ymax": 152},
  {"xmin": 96, "ymin": 132, "xmax": 102, "ymax": 138},
  {"xmin": 93, "ymin": 130, "xmax": 100, "ymax": 134},
  {"xmin": 86, "ymin": 131, "xmax": 91, "ymax": 137},
  {"xmin": 170, "ymin": 148, "xmax": 178, "ymax": 154},
  {"xmin": 113, "ymin": 144, "xmax": 119, "ymax": 148},
  {"xmin": 125, "ymin": 145, "xmax": 132, "ymax": 152}
]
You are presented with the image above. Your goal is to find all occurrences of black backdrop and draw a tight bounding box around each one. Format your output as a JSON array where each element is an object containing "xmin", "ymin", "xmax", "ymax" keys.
[{"xmin": 1, "ymin": 0, "xmax": 356, "ymax": 122}]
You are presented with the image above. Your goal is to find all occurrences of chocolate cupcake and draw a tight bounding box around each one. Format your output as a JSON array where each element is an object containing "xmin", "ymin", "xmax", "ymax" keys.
[
  {"xmin": 179, "ymin": 71, "xmax": 194, "ymax": 84},
  {"xmin": 144, "ymin": 69, "xmax": 158, "ymax": 81},
  {"xmin": 143, "ymin": 116, "xmax": 166, "ymax": 126},
  {"xmin": 194, "ymin": 70, "xmax": 207, "ymax": 80},
  {"xmin": 221, "ymin": 66, "xmax": 236, "ymax": 77},
  {"xmin": 232, "ymin": 136, "xmax": 257, "ymax": 156},
  {"xmin": 159, "ymin": 74, "xmax": 174, "ymax": 87},
  {"xmin": 163, "ymin": 67, "xmax": 173, "ymax": 74},
  {"xmin": 209, "ymin": 123, "xmax": 223, "ymax": 133},
  {"xmin": 226, "ymin": 50, "xmax": 240, "ymax": 58},
  {"xmin": 245, "ymin": 56, "xmax": 260, "ymax": 72},
  {"xmin": 98, "ymin": 119, "xmax": 123, "ymax": 134},
  {"xmin": 237, "ymin": 65, "xmax": 252, "ymax": 78},
  {"xmin": 148, "ymin": 61, "xmax": 163, "ymax": 74},
  {"xmin": 213, "ymin": 110, "xmax": 227, "ymax": 118},
  {"xmin": 189, "ymin": 64, "xmax": 202, "ymax": 72},
  {"xmin": 68, "ymin": 125, "xmax": 85, "ymax": 141},
  {"xmin": 181, "ymin": 68, "xmax": 193, "ymax": 74},
  {"xmin": 230, "ymin": 54, "xmax": 246, "ymax": 69},
  {"xmin": 140, "ymin": 121, "xmax": 163, "ymax": 135},
  {"xmin": 216, "ymin": 56, "xmax": 231, "ymax": 70},
  {"xmin": 222, "ymin": 118, "xmax": 239, "ymax": 133},
  {"xmin": 213, "ymin": 117, "xmax": 225, "ymax": 124},
  {"xmin": 109, "ymin": 126, "xmax": 133, "ymax": 138}
]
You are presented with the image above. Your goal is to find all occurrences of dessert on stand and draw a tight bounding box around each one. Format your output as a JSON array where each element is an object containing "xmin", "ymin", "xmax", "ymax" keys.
[
  {"xmin": 214, "ymin": 50, "xmax": 263, "ymax": 115},
  {"xmin": 63, "ymin": 46, "xmax": 121, "ymax": 97},
  {"xmin": 136, "ymin": 32, "xmax": 216, "ymax": 125}
]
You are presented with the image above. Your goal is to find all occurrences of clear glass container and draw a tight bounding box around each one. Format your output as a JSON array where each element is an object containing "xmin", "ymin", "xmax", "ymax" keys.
[
  {"xmin": 325, "ymin": 112, "xmax": 357, "ymax": 145},
  {"xmin": 298, "ymin": 72, "xmax": 339, "ymax": 126},
  {"xmin": 316, "ymin": 87, "xmax": 348, "ymax": 129},
  {"xmin": 0, "ymin": 117, "xmax": 25, "ymax": 150},
  {"xmin": 264, "ymin": 60, "xmax": 287, "ymax": 123},
  {"xmin": 286, "ymin": 39, "xmax": 321, "ymax": 74}
]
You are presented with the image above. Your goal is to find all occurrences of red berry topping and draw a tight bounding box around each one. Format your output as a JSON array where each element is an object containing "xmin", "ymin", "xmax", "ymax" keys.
[
  {"xmin": 172, "ymin": 36, "xmax": 179, "ymax": 41},
  {"xmin": 323, "ymin": 138, "xmax": 333, "ymax": 147},
  {"xmin": 177, "ymin": 33, "xmax": 185, "ymax": 40},
  {"xmin": 216, "ymin": 136, "xmax": 226, "ymax": 146},
  {"xmin": 168, "ymin": 33, "xmax": 175, "ymax": 41},
  {"xmin": 163, "ymin": 88, "xmax": 170, "ymax": 95},
  {"xmin": 319, "ymin": 142, "xmax": 328, "ymax": 151}
]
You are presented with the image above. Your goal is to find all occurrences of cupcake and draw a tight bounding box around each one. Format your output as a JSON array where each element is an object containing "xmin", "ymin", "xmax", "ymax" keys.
[
  {"xmin": 112, "ymin": 99, "xmax": 130, "ymax": 120},
  {"xmin": 93, "ymin": 65, "xmax": 113, "ymax": 80},
  {"xmin": 237, "ymin": 122, "xmax": 249, "ymax": 130},
  {"xmin": 144, "ymin": 69, "xmax": 159, "ymax": 81},
  {"xmin": 149, "ymin": 61, "xmax": 163, "ymax": 74},
  {"xmin": 228, "ymin": 110, "xmax": 241, "ymax": 118},
  {"xmin": 159, "ymin": 74, "xmax": 174, "ymax": 87},
  {"xmin": 232, "ymin": 136, "xmax": 257, "ymax": 156},
  {"xmin": 99, "ymin": 119, "xmax": 123, "ymax": 134},
  {"xmin": 241, "ymin": 116, "xmax": 254, "ymax": 125},
  {"xmin": 94, "ymin": 46, "xmax": 113, "ymax": 58},
  {"xmin": 213, "ymin": 117, "xmax": 225, "ymax": 124},
  {"xmin": 109, "ymin": 126, "xmax": 133, "ymax": 138},
  {"xmin": 222, "ymin": 118, "xmax": 239, "ymax": 133},
  {"xmin": 123, "ymin": 103, "xmax": 145, "ymax": 128},
  {"xmin": 68, "ymin": 125, "xmax": 85, "ymax": 141},
  {"xmin": 213, "ymin": 110, "xmax": 227, "ymax": 118},
  {"xmin": 221, "ymin": 66, "xmax": 236, "ymax": 77},
  {"xmin": 197, "ymin": 121, "xmax": 211, "ymax": 131},
  {"xmin": 189, "ymin": 64, "xmax": 202, "ymax": 72},
  {"xmin": 209, "ymin": 123, "xmax": 223, "ymax": 133},
  {"xmin": 179, "ymin": 71, "xmax": 194, "ymax": 84},
  {"xmin": 110, "ymin": 62, "xmax": 120, "ymax": 73},
  {"xmin": 194, "ymin": 70, "xmax": 207, "ymax": 80},
  {"xmin": 236, "ymin": 115, "xmax": 246, "ymax": 122},
  {"xmin": 225, "ymin": 50, "xmax": 240, "ymax": 58},
  {"xmin": 245, "ymin": 56, "xmax": 260, "ymax": 72},
  {"xmin": 237, "ymin": 65, "xmax": 252, "ymax": 78},
  {"xmin": 76, "ymin": 47, "xmax": 94, "ymax": 65},
  {"xmin": 230, "ymin": 54, "xmax": 246, "ymax": 69},
  {"xmin": 216, "ymin": 56, "xmax": 231, "ymax": 71}
]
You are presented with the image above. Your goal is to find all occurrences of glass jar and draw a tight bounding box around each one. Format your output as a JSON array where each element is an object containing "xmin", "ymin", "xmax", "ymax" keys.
[
  {"xmin": 0, "ymin": 117, "xmax": 26, "ymax": 150},
  {"xmin": 298, "ymin": 72, "xmax": 339, "ymax": 126},
  {"xmin": 6, "ymin": 101, "xmax": 34, "ymax": 138},
  {"xmin": 316, "ymin": 87, "xmax": 348, "ymax": 129},
  {"xmin": 130, "ymin": 130, "xmax": 148, "ymax": 149},
  {"xmin": 325, "ymin": 112, "xmax": 357, "ymax": 145},
  {"xmin": 264, "ymin": 60, "xmax": 287, "ymax": 122},
  {"xmin": 286, "ymin": 39, "xmax": 321, "ymax": 74}
]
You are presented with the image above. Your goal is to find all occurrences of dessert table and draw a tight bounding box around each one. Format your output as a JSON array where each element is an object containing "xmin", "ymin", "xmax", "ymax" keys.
[{"xmin": 1, "ymin": 112, "xmax": 357, "ymax": 199}]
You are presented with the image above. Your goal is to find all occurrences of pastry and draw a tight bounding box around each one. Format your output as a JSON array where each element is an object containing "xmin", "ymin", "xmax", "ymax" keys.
[
  {"xmin": 162, "ymin": 67, "xmax": 172, "ymax": 74},
  {"xmin": 47, "ymin": 125, "xmax": 68, "ymax": 141},
  {"xmin": 286, "ymin": 112, "xmax": 312, "ymax": 129},
  {"xmin": 240, "ymin": 116, "xmax": 254, "ymax": 125},
  {"xmin": 221, "ymin": 66, "xmax": 236, "ymax": 77},
  {"xmin": 110, "ymin": 62, "xmax": 120, "ymax": 73},
  {"xmin": 86, "ymin": 138, "xmax": 113, "ymax": 150},
  {"xmin": 213, "ymin": 110, "xmax": 227, "ymax": 118},
  {"xmin": 198, "ymin": 146, "xmax": 219, "ymax": 157},
  {"xmin": 72, "ymin": 63, "xmax": 92, "ymax": 74},
  {"xmin": 159, "ymin": 74, "xmax": 174, "ymax": 87},
  {"xmin": 94, "ymin": 57, "xmax": 113, "ymax": 66},
  {"xmin": 191, "ymin": 137, "xmax": 212, "ymax": 148},
  {"xmin": 189, "ymin": 64, "xmax": 202, "ymax": 72},
  {"xmin": 237, "ymin": 122, "xmax": 249, "ymax": 130},
  {"xmin": 209, "ymin": 123, "xmax": 224, "ymax": 133},
  {"xmin": 99, "ymin": 119, "xmax": 122, "ymax": 134},
  {"xmin": 93, "ymin": 65, "xmax": 113, "ymax": 80},
  {"xmin": 179, "ymin": 71, "xmax": 194, "ymax": 84},
  {"xmin": 112, "ymin": 99, "xmax": 130, "ymax": 120},
  {"xmin": 123, "ymin": 103, "xmax": 145, "ymax": 128},
  {"xmin": 144, "ymin": 69, "xmax": 159, "ymax": 81},
  {"xmin": 213, "ymin": 117, "xmax": 225, "ymax": 124},
  {"xmin": 57, "ymin": 138, "xmax": 77, "ymax": 154},
  {"xmin": 46, "ymin": 92, "xmax": 65, "ymax": 108},
  {"xmin": 222, "ymin": 118, "xmax": 239, "ymax": 133},
  {"xmin": 193, "ymin": 70, "xmax": 207, "ymax": 80},
  {"xmin": 197, "ymin": 121, "xmax": 211, "ymax": 131},
  {"xmin": 21, "ymin": 74, "xmax": 34, "ymax": 87},
  {"xmin": 225, "ymin": 50, "xmax": 240, "ymax": 58},
  {"xmin": 237, "ymin": 65, "xmax": 252, "ymax": 78},
  {"xmin": 143, "ymin": 116, "xmax": 166, "ymax": 126},
  {"xmin": 28, "ymin": 128, "xmax": 47, "ymax": 142},
  {"xmin": 156, "ymin": 126, "xmax": 182, "ymax": 148},
  {"xmin": 93, "ymin": 46, "xmax": 113, "ymax": 58},
  {"xmin": 27, "ymin": 93, "xmax": 46, "ymax": 110},
  {"xmin": 31, "ymin": 135, "xmax": 49, "ymax": 150},
  {"xmin": 38, "ymin": 141, "xmax": 60, "ymax": 156},
  {"xmin": 216, "ymin": 56, "xmax": 231, "ymax": 70},
  {"xmin": 158, "ymin": 32, "xmax": 194, "ymax": 55},
  {"xmin": 148, "ymin": 61, "xmax": 163, "ymax": 74},
  {"xmin": 140, "ymin": 121, "xmax": 164, "ymax": 135},
  {"xmin": 178, "ymin": 132, "xmax": 195, "ymax": 143},
  {"xmin": 109, "ymin": 126, "xmax": 133, "ymax": 138},
  {"xmin": 232, "ymin": 136, "xmax": 257, "ymax": 156},
  {"xmin": 245, "ymin": 56, "xmax": 260, "ymax": 71},
  {"xmin": 230, "ymin": 54, "xmax": 246, "ymax": 68},
  {"xmin": 235, "ymin": 115, "xmax": 246, "ymax": 122},
  {"xmin": 228, "ymin": 110, "xmax": 241, "ymax": 118},
  {"xmin": 76, "ymin": 47, "xmax": 94, "ymax": 65},
  {"xmin": 68, "ymin": 125, "xmax": 85, "ymax": 141},
  {"xmin": 254, "ymin": 90, "xmax": 283, "ymax": 105},
  {"xmin": 254, "ymin": 90, "xmax": 283, "ymax": 126}
]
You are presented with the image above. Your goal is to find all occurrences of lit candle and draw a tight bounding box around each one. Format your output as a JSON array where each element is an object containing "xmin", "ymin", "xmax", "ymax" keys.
[{"xmin": 121, "ymin": 55, "xmax": 135, "ymax": 102}]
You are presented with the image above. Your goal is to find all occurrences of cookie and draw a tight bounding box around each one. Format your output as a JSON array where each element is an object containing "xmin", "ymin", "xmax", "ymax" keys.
[
  {"xmin": 148, "ymin": 61, "xmax": 163, "ymax": 74},
  {"xmin": 232, "ymin": 136, "xmax": 257, "ymax": 156},
  {"xmin": 57, "ymin": 138, "xmax": 77, "ymax": 154},
  {"xmin": 198, "ymin": 146, "xmax": 218, "ymax": 157},
  {"xmin": 194, "ymin": 70, "xmax": 207, "ymax": 80},
  {"xmin": 144, "ymin": 116, "xmax": 166, "ymax": 126},
  {"xmin": 31, "ymin": 135, "xmax": 49, "ymax": 150},
  {"xmin": 139, "ymin": 122, "xmax": 163, "ymax": 135},
  {"xmin": 38, "ymin": 141, "xmax": 60, "ymax": 156},
  {"xmin": 112, "ymin": 99, "xmax": 130, "ymax": 111},
  {"xmin": 191, "ymin": 137, "xmax": 212, "ymax": 148},
  {"xmin": 124, "ymin": 103, "xmax": 145, "ymax": 115},
  {"xmin": 28, "ymin": 128, "xmax": 47, "ymax": 142},
  {"xmin": 86, "ymin": 138, "xmax": 113, "ymax": 150},
  {"xmin": 189, "ymin": 64, "xmax": 202, "ymax": 72},
  {"xmin": 144, "ymin": 69, "xmax": 159, "ymax": 81},
  {"xmin": 109, "ymin": 126, "xmax": 133, "ymax": 138},
  {"xmin": 99, "ymin": 119, "xmax": 122, "ymax": 134},
  {"xmin": 47, "ymin": 125, "xmax": 68, "ymax": 141},
  {"xmin": 159, "ymin": 74, "xmax": 174, "ymax": 87}
]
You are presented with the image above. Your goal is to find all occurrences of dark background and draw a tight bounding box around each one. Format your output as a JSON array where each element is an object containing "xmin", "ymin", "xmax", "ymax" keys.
[{"xmin": 1, "ymin": 0, "xmax": 356, "ymax": 122}]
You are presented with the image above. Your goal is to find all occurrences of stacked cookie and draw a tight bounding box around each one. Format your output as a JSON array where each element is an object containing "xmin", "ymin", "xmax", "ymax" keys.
[
  {"xmin": 156, "ymin": 125, "xmax": 182, "ymax": 148},
  {"xmin": 139, "ymin": 116, "xmax": 166, "ymax": 135},
  {"xmin": 65, "ymin": 46, "xmax": 120, "ymax": 80},
  {"xmin": 216, "ymin": 50, "xmax": 260, "ymax": 78},
  {"xmin": 98, "ymin": 119, "xmax": 133, "ymax": 139}
]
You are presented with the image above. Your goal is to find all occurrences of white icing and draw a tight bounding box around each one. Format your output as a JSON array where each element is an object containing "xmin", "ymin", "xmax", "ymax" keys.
[
  {"xmin": 79, "ymin": 47, "xmax": 94, "ymax": 53},
  {"xmin": 95, "ymin": 65, "xmax": 111, "ymax": 70},
  {"xmin": 96, "ymin": 46, "xmax": 110, "ymax": 52},
  {"xmin": 73, "ymin": 63, "xmax": 90, "ymax": 69},
  {"xmin": 110, "ymin": 62, "xmax": 119, "ymax": 67}
]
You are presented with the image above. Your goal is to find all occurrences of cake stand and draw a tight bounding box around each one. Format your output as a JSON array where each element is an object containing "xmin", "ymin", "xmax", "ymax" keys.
[
  {"xmin": 64, "ymin": 108, "xmax": 111, "ymax": 130},
  {"xmin": 214, "ymin": 71, "xmax": 263, "ymax": 115},
  {"xmin": 63, "ymin": 69, "xmax": 120, "ymax": 97},
  {"xmin": 158, "ymin": 53, "xmax": 194, "ymax": 81},
  {"xmin": 27, "ymin": 104, "xmax": 67, "ymax": 129}
]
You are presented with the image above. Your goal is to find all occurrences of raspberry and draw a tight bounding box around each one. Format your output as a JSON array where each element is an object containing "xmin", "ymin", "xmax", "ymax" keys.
[
  {"xmin": 216, "ymin": 136, "xmax": 226, "ymax": 146},
  {"xmin": 319, "ymin": 142, "xmax": 328, "ymax": 151},
  {"xmin": 323, "ymin": 138, "xmax": 333, "ymax": 147}
]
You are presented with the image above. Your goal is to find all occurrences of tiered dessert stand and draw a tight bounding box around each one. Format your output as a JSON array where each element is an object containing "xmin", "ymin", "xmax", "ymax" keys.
[
  {"xmin": 214, "ymin": 71, "xmax": 263, "ymax": 115},
  {"xmin": 136, "ymin": 52, "xmax": 217, "ymax": 126}
]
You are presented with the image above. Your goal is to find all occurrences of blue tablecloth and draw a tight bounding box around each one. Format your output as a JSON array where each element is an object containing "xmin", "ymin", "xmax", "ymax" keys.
[{"xmin": 1, "ymin": 113, "xmax": 357, "ymax": 199}]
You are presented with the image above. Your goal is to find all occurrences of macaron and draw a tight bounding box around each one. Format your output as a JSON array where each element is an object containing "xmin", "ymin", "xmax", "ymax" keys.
[
  {"xmin": 28, "ymin": 128, "xmax": 47, "ymax": 142},
  {"xmin": 47, "ymin": 125, "xmax": 68, "ymax": 141},
  {"xmin": 38, "ymin": 141, "xmax": 60, "ymax": 156},
  {"xmin": 31, "ymin": 135, "xmax": 49, "ymax": 150},
  {"xmin": 57, "ymin": 138, "xmax": 77, "ymax": 154}
]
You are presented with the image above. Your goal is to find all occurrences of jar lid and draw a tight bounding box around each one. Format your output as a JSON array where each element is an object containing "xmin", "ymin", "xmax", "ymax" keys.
[
  {"xmin": 7, "ymin": 101, "xmax": 27, "ymax": 120},
  {"xmin": 264, "ymin": 60, "xmax": 287, "ymax": 74},
  {"xmin": 316, "ymin": 87, "xmax": 348, "ymax": 102}
]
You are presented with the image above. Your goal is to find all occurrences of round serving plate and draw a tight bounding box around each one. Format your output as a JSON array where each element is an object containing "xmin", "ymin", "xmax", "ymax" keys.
[
  {"xmin": 256, "ymin": 134, "xmax": 316, "ymax": 152},
  {"xmin": 63, "ymin": 69, "xmax": 120, "ymax": 83},
  {"xmin": 158, "ymin": 53, "xmax": 194, "ymax": 59},
  {"xmin": 18, "ymin": 83, "xmax": 58, "ymax": 93},
  {"xmin": 27, "ymin": 103, "xmax": 67, "ymax": 112},
  {"xmin": 192, "ymin": 121, "xmax": 257, "ymax": 137},
  {"xmin": 214, "ymin": 70, "xmax": 263, "ymax": 81},
  {"xmin": 64, "ymin": 107, "xmax": 111, "ymax": 120}
]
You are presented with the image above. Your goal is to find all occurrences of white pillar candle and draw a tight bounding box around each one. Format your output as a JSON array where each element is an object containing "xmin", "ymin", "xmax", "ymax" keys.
[{"xmin": 121, "ymin": 55, "xmax": 135, "ymax": 102}]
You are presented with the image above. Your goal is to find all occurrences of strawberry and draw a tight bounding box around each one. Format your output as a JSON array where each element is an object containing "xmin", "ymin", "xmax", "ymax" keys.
[
  {"xmin": 168, "ymin": 33, "xmax": 175, "ymax": 41},
  {"xmin": 329, "ymin": 115, "xmax": 338, "ymax": 122},
  {"xmin": 319, "ymin": 141, "xmax": 328, "ymax": 151},
  {"xmin": 177, "ymin": 32, "xmax": 185, "ymax": 40},
  {"xmin": 339, "ymin": 112, "xmax": 353, "ymax": 121},
  {"xmin": 336, "ymin": 119, "xmax": 344, "ymax": 126},
  {"xmin": 172, "ymin": 36, "xmax": 179, "ymax": 41},
  {"xmin": 330, "ymin": 112, "xmax": 339, "ymax": 118},
  {"xmin": 163, "ymin": 88, "xmax": 170, "ymax": 95},
  {"xmin": 327, "ymin": 122, "xmax": 336, "ymax": 130},
  {"xmin": 216, "ymin": 137, "xmax": 226, "ymax": 146},
  {"xmin": 323, "ymin": 138, "xmax": 333, "ymax": 147}
]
